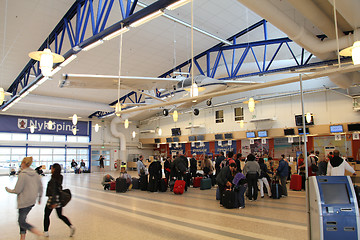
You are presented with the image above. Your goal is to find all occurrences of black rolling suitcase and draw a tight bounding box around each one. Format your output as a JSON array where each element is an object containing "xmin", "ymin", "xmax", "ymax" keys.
[
  {"xmin": 222, "ymin": 190, "xmax": 236, "ymax": 209},
  {"xmin": 116, "ymin": 178, "xmax": 127, "ymax": 193},
  {"xmin": 132, "ymin": 177, "xmax": 139, "ymax": 189},
  {"xmin": 139, "ymin": 175, "xmax": 148, "ymax": 191},
  {"xmin": 271, "ymin": 176, "xmax": 282, "ymax": 199},
  {"xmin": 148, "ymin": 177, "xmax": 158, "ymax": 192},
  {"xmin": 160, "ymin": 178, "xmax": 168, "ymax": 192}
]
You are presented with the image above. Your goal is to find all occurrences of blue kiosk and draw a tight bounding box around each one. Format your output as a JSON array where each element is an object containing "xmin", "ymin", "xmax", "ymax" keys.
[{"xmin": 309, "ymin": 176, "xmax": 360, "ymax": 239}]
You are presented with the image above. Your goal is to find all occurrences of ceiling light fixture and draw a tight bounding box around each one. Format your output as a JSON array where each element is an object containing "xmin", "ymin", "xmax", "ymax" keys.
[
  {"xmin": 243, "ymin": 98, "xmax": 258, "ymax": 112},
  {"xmin": 103, "ymin": 27, "xmax": 129, "ymax": 41},
  {"xmin": 82, "ymin": 40, "xmax": 104, "ymax": 51},
  {"xmin": 0, "ymin": 88, "xmax": 11, "ymax": 105},
  {"xmin": 94, "ymin": 123, "xmax": 100, "ymax": 132},
  {"xmin": 29, "ymin": 48, "xmax": 65, "ymax": 77},
  {"xmin": 48, "ymin": 120, "xmax": 53, "ymax": 130},
  {"xmin": 166, "ymin": 0, "xmax": 192, "ymax": 10},
  {"xmin": 124, "ymin": 119, "xmax": 129, "ymax": 129},
  {"xmin": 72, "ymin": 126, "xmax": 77, "ymax": 135},
  {"xmin": 158, "ymin": 128, "xmax": 162, "ymax": 136},
  {"xmin": 130, "ymin": 10, "xmax": 164, "ymax": 27},
  {"xmin": 306, "ymin": 112, "xmax": 312, "ymax": 123},
  {"xmin": 173, "ymin": 110, "xmax": 178, "ymax": 122},
  {"xmin": 72, "ymin": 114, "xmax": 78, "ymax": 125},
  {"xmin": 115, "ymin": 102, "xmax": 121, "ymax": 117},
  {"xmin": 340, "ymin": 41, "xmax": 360, "ymax": 65},
  {"xmin": 132, "ymin": 131, "xmax": 136, "ymax": 138}
]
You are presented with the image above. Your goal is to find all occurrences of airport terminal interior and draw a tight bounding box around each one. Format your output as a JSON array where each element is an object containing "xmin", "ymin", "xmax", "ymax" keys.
[{"xmin": 1, "ymin": 0, "xmax": 360, "ymax": 239}]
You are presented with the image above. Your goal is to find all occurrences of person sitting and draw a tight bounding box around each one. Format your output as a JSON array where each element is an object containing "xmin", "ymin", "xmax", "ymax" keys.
[
  {"xmin": 35, "ymin": 165, "xmax": 45, "ymax": 176},
  {"xmin": 102, "ymin": 174, "xmax": 115, "ymax": 190},
  {"xmin": 80, "ymin": 160, "xmax": 86, "ymax": 170},
  {"xmin": 119, "ymin": 167, "xmax": 132, "ymax": 190},
  {"xmin": 9, "ymin": 168, "xmax": 16, "ymax": 176}
]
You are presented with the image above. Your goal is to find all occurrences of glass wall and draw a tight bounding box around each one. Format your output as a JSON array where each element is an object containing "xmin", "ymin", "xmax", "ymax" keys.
[{"xmin": 0, "ymin": 132, "xmax": 90, "ymax": 175}]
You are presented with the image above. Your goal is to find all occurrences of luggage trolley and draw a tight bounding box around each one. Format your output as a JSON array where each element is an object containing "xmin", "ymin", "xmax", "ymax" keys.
[{"xmin": 309, "ymin": 176, "xmax": 360, "ymax": 239}]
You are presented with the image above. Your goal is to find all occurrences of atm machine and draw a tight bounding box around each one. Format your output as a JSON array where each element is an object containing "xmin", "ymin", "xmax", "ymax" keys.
[{"xmin": 309, "ymin": 176, "xmax": 360, "ymax": 239}]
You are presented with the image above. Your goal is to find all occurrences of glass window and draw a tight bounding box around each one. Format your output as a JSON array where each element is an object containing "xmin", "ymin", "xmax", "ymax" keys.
[
  {"xmin": 215, "ymin": 110, "xmax": 224, "ymax": 123},
  {"xmin": 40, "ymin": 148, "xmax": 53, "ymax": 154},
  {"xmin": 12, "ymin": 148, "xmax": 26, "ymax": 155},
  {"xmin": 28, "ymin": 148, "xmax": 40, "ymax": 155},
  {"xmin": 67, "ymin": 149, "xmax": 77, "ymax": 154},
  {"xmin": 0, "ymin": 133, "xmax": 11, "ymax": 140},
  {"xmin": 53, "ymin": 148, "xmax": 65, "ymax": 154},
  {"xmin": 78, "ymin": 149, "xmax": 88, "ymax": 155},
  {"xmin": 12, "ymin": 133, "xmax": 27, "ymax": 141},
  {"xmin": 27, "ymin": 134, "xmax": 41, "ymax": 141},
  {"xmin": 234, "ymin": 107, "xmax": 244, "ymax": 121},
  {"xmin": 67, "ymin": 136, "xmax": 77, "ymax": 142},
  {"xmin": 40, "ymin": 135, "xmax": 53, "ymax": 142},
  {"xmin": 0, "ymin": 147, "xmax": 11, "ymax": 154},
  {"xmin": 77, "ymin": 136, "xmax": 89, "ymax": 143},
  {"xmin": 53, "ymin": 135, "xmax": 66, "ymax": 142}
]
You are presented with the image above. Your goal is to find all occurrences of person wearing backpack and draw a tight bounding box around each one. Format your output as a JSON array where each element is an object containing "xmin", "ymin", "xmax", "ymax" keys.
[
  {"xmin": 232, "ymin": 170, "xmax": 247, "ymax": 209},
  {"xmin": 43, "ymin": 163, "xmax": 75, "ymax": 237}
]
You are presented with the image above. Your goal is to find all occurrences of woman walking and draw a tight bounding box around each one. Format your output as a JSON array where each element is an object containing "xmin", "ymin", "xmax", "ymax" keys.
[
  {"xmin": 5, "ymin": 156, "xmax": 43, "ymax": 240},
  {"xmin": 43, "ymin": 163, "xmax": 75, "ymax": 237}
]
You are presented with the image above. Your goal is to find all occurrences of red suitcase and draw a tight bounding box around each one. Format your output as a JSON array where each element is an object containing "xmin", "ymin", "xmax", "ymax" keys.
[
  {"xmin": 290, "ymin": 174, "xmax": 302, "ymax": 191},
  {"xmin": 110, "ymin": 181, "xmax": 116, "ymax": 190},
  {"xmin": 173, "ymin": 180, "xmax": 186, "ymax": 194},
  {"xmin": 193, "ymin": 177, "xmax": 203, "ymax": 188}
]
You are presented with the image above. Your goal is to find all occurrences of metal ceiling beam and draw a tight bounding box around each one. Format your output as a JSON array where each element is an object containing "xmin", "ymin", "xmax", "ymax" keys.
[{"xmin": 2, "ymin": 0, "xmax": 179, "ymax": 110}]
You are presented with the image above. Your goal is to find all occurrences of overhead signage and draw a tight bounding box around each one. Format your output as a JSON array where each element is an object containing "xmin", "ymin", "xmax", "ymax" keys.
[
  {"xmin": 191, "ymin": 142, "xmax": 210, "ymax": 155},
  {"xmin": 0, "ymin": 115, "xmax": 89, "ymax": 136},
  {"xmin": 214, "ymin": 140, "xmax": 237, "ymax": 154}
]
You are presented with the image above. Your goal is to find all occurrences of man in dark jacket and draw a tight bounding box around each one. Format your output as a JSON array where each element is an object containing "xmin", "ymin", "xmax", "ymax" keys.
[
  {"xmin": 215, "ymin": 152, "xmax": 225, "ymax": 177},
  {"xmin": 190, "ymin": 154, "xmax": 197, "ymax": 178},
  {"xmin": 216, "ymin": 162, "xmax": 237, "ymax": 206},
  {"xmin": 276, "ymin": 156, "xmax": 289, "ymax": 197}
]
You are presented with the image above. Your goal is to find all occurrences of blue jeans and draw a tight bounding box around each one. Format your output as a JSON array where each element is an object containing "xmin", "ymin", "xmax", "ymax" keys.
[
  {"xmin": 18, "ymin": 205, "xmax": 34, "ymax": 234},
  {"xmin": 235, "ymin": 185, "xmax": 247, "ymax": 208}
]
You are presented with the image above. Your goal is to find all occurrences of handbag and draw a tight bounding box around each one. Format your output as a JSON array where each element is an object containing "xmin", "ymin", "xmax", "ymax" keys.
[{"xmin": 59, "ymin": 189, "xmax": 72, "ymax": 207}]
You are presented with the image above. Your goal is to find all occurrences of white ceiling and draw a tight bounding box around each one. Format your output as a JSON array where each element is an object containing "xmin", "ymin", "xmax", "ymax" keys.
[{"xmin": 0, "ymin": 0, "xmax": 358, "ymax": 121}]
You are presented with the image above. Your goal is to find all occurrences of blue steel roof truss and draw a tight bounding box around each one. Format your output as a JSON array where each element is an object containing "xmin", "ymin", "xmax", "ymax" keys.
[{"xmin": 3, "ymin": 0, "xmax": 178, "ymax": 110}]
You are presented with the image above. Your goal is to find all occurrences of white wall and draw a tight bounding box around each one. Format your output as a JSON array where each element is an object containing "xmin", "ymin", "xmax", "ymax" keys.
[{"xmin": 139, "ymin": 89, "xmax": 359, "ymax": 138}]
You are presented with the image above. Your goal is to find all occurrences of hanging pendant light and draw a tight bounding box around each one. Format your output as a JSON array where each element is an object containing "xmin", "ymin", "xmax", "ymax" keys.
[
  {"xmin": 248, "ymin": 98, "xmax": 255, "ymax": 112},
  {"xmin": 158, "ymin": 128, "xmax": 162, "ymax": 136},
  {"xmin": 306, "ymin": 112, "xmax": 312, "ymax": 123},
  {"xmin": 72, "ymin": 126, "xmax": 77, "ymax": 135},
  {"xmin": 340, "ymin": 41, "xmax": 360, "ymax": 65},
  {"xmin": 115, "ymin": 102, "xmax": 121, "ymax": 117},
  {"xmin": 132, "ymin": 131, "xmax": 136, "ymax": 138},
  {"xmin": 0, "ymin": 87, "xmax": 12, "ymax": 105},
  {"xmin": 94, "ymin": 123, "xmax": 100, "ymax": 132},
  {"xmin": 173, "ymin": 110, "xmax": 178, "ymax": 122},
  {"xmin": 48, "ymin": 120, "xmax": 53, "ymax": 130},
  {"xmin": 72, "ymin": 114, "xmax": 78, "ymax": 125},
  {"xmin": 124, "ymin": 119, "xmax": 129, "ymax": 129},
  {"xmin": 30, "ymin": 124, "xmax": 35, "ymax": 133},
  {"xmin": 239, "ymin": 120, "xmax": 245, "ymax": 128},
  {"xmin": 190, "ymin": 83, "xmax": 199, "ymax": 97},
  {"xmin": 29, "ymin": 48, "xmax": 65, "ymax": 77}
]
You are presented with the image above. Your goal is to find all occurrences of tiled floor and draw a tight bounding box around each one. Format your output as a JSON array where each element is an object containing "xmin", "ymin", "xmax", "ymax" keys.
[{"xmin": 1, "ymin": 171, "xmax": 307, "ymax": 240}]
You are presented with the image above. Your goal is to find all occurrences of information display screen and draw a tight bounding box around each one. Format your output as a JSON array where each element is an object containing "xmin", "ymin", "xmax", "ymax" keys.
[
  {"xmin": 330, "ymin": 125, "xmax": 343, "ymax": 133},
  {"xmin": 246, "ymin": 132, "xmax": 255, "ymax": 138}
]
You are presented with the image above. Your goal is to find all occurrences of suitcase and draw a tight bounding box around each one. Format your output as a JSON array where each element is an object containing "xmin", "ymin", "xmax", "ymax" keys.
[
  {"xmin": 271, "ymin": 183, "xmax": 282, "ymax": 199},
  {"xmin": 148, "ymin": 178, "xmax": 158, "ymax": 192},
  {"xmin": 160, "ymin": 178, "xmax": 167, "ymax": 192},
  {"xmin": 116, "ymin": 178, "xmax": 127, "ymax": 193},
  {"xmin": 132, "ymin": 177, "xmax": 139, "ymax": 189},
  {"xmin": 173, "ymin": 180, "xmax": 186, "ymax": 194},
  {"xmin": 110, "ymin": 181, "xmax": 116, "ymax": 190},
  {"xmin": 200, "ymin": 178, "xmax": 212, "ymax": 190},
  {"xmin": 193, "ymin": 177, "xmax": 203, "ymax": 188},
  {"xmin": 222, "ymin": 190, "xmax": 236, "ymax": 209},
  {"xmin": 290, "ymin": 174, "xmax": 302, "ymax": 191},
  {"xmin": 139, "ymin": 175, "xmax": 148, "ymax": 191}
]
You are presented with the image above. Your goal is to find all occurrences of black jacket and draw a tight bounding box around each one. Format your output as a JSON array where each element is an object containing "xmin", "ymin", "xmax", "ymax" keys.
[
  {"xmin": 46, "ymin": 175, "xmax": 63, "ymax": 204},
  {"xmin": 216, "ymin": 166, "xmax": 233, "ymax": 186}
]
